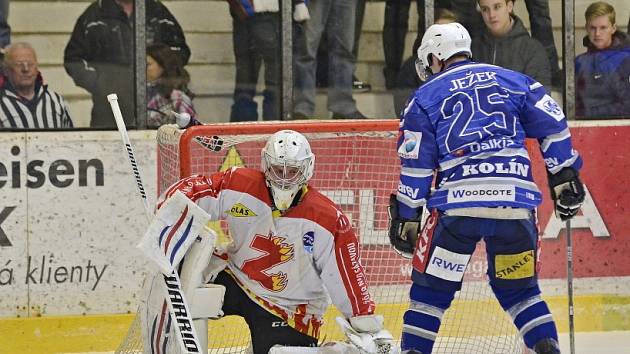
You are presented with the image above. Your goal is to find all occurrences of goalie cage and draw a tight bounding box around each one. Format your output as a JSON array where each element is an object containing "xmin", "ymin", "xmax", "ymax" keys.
[{"xmin": 116, "ymin": 120, "xmax": 527, "ymax": 354}]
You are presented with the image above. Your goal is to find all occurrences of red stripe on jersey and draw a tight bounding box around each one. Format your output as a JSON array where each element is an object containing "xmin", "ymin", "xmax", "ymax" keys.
[
  {"xmin": 412, "ymin": 210, "xmax": 438, "ymax": 273},
  {"xmin": 287, "ymin": 188, "xmax": 375, "ymax": 316},
  {"xmin": 334, "ymin": 236, "xmax": 361, "ymax": 315}
]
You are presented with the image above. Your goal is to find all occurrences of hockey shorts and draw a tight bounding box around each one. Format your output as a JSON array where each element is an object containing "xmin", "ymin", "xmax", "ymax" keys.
[
  {"xmin": 410, "ymin": 210, "xmax": 539, "ymax": 292},
  {"xmin": 214, "ymin": 270, "xmax": 317, "ymax": 354}
]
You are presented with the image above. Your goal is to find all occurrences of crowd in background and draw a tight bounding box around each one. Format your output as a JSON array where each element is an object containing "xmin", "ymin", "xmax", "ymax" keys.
[{"xmin": 0, "ymin": 0, "xmax": 628, "ymax": 129}]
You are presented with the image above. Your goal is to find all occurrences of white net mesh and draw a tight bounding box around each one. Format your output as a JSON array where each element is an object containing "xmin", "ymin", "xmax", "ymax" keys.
[{"xmin": 117, "ymin": 121, "xmax": 525, "ymax": 354}]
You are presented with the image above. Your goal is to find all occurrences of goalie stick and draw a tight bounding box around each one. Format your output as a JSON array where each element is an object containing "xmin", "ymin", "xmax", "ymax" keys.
[{"xmin": 108, "ymin": 94, "xmax": 203, "ymax": 354}]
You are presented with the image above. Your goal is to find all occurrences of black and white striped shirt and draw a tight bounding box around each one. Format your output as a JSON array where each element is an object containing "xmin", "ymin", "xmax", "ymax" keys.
[{"xmin": 0, "ymin": 84, "xmax": 74, "ymax": 129}]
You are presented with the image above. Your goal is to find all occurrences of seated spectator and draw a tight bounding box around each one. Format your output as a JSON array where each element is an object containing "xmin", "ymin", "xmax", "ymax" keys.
[
  {"xmin": 227, "ymin": 0, "xmax": 309, "ymax": 122},
  {"xmin": 146, "ymin": 43, "xmax": 195, "ymax": 128},
  {"xmin": 576, "ymin": 1, "xmax": 630, "ymax": 119},
  {"xmin": 0, "ymin": 43, "xmax": 73, "ymax": 128},
  {"xmin": 392, "ymin": 8, "xmax": 457, "ymax": 116},
  {"xmin": 64, "ymin": 0, "xmax": 190, "ymax": 128},
  {"xmin": 472, "ymin": 0, "xmax": 551, "ymax": 89}
]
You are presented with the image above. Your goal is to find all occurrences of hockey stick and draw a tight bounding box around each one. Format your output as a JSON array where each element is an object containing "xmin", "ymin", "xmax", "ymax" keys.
[
  {"xmin": 107, "ymin": 94, "xmax": 152, "ymax": 221},
  {"xmin": 566, "ymin": 219, "xmax": 575, "ymax": 354},
  {"xmin": 108, "ymin": 94, "xmax": 203, "ymax": 354}
]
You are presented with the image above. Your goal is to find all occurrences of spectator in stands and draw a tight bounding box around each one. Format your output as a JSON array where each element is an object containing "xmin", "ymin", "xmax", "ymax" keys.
[
  {"xmin": 316, "ymin": 0, "xmax": 371, "ymax": 92},
  {"xmin": 0, "ymin": 43, "xmax": 73, "ymax": 128},
  {"xmin": 146, "ymin": 43, "xmax": 196, "ymax": 128},
  {"xmin": 519, "ymin": 0, "xmax": 562, "ymax": 89},
  {"xmin": 382, "ymin": 0, "xmax": 457, "ymax": 90},
  {"xmin": 64, "ymin": 0, "xmax": 190, "ymax": 128},
  {"xmin": 226, "ymin": 0, "xmax": 309, "ymax": 122},
  {"xmin": 293, "ymin": 0, "xmax": 367, "ymax": 119},
  {"xmin": 392, "ymin": 8, "xmax": 457, "ymax": 116},
  {"xmin": 575, "ymin": 1, "xmax": 630, "ymax": 119},
  {"xmin": 472, "ymin": 0, "xmax": 551, "ymax": 89}
]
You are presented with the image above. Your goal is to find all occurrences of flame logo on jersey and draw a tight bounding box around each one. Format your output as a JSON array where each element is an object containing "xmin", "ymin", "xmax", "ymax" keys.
[{"xmin": 242, "ymin": 233, "xmax": 295, "ymax": 292}]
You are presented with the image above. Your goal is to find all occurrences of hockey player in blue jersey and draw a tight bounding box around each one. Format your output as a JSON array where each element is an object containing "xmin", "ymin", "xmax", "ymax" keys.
[{"xmin": 388, "ymin": 22, "xmax": 586, "ymax": 354}]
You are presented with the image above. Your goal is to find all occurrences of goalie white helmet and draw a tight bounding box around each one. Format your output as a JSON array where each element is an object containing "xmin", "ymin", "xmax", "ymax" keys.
[
  {"xmin": 415, "ymin": 22, "xmax": 472, "ymax": 81},
  {"xmin": 261, "ymin": 130, "xmax": 315, "ymax": 211}
]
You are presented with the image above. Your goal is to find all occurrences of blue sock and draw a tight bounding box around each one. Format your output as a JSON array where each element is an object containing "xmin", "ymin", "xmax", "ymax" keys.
[
  {"xmin": 493, "ymin": 285, "xmax": 558, "ymax": 348},
  {"xmin": 401, "ymin": 283, "xmax": 455, "ymax": 354}
]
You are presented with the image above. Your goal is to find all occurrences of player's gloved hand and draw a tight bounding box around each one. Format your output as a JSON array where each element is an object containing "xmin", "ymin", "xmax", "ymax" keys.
[
  {"xmin": 388, "ymin": 194, "xmax": 422, "ymax": 258},
  {"xmin": 336, "ymin": 315, "xmax": 399, "ymax": 354},
  {"xmin": 293, "ymin": 2, "xmax": 310, "ymax": 22},
  {"xmin": 548, "ymin": 167, "xmax": 585, "ymax": 221}
]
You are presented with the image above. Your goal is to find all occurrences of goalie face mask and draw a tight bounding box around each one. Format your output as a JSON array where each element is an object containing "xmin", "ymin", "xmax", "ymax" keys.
[{"xmin": 261, "ymin": 130, "xmax": 315, "ymax": 211}]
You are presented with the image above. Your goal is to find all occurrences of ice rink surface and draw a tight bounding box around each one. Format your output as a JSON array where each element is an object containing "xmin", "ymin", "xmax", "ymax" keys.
[
  {"xmin": 63, "ymin": 331, "xmax": 629, "ymax": 354},
  {"xmin": 557, "ymin": 331, "xmax": 629, "ymax": 353}
]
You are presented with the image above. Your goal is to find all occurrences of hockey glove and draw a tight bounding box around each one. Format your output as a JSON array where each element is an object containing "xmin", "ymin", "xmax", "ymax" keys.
[
  {"xmin": 293, "ymin": 2, "xmax": 310, "ymax": 22},
  {"xmin": 388, "ymin": 194, "xmax": 422, "ymax": 259},
  {"xmin": 548, "ymin": 167, "xmax": 585, "ymax": 221},
  {"xmin": 336, "ymin": 315, "xmax": 399, "ymax": 354}
]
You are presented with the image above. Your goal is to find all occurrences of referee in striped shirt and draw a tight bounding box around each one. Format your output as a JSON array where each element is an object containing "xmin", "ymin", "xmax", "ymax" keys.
[{"xmin": 0, "ymin": 42, "xmax": 73, "ymax": 128}]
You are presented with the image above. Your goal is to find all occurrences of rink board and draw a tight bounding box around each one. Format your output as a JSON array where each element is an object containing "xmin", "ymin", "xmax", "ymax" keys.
[
  {"xmin": 1, "ymin": 121, "xmax": 629, "ymax": 352},
  {"xmin": 1, "ymin": 292, "xmax": 629, "ymax": 353}
]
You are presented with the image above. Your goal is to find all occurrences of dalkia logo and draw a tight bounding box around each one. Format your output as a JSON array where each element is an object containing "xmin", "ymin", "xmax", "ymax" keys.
[{"xmin": 226, "ymin": 203, "xmax": 257, "ymax": 217}]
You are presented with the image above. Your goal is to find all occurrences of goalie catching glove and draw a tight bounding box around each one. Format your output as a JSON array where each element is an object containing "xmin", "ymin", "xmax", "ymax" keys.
[
  {"xmin": 336, "ymin": 314, "xmax": 399, "ymax": 354},
  {"xmin": 548, "ymin": 167, "xmax": 585, "ymax": 221},
  {"xmin": 388, "ymin": 194, "xmax": 422, "ymax": 258}
]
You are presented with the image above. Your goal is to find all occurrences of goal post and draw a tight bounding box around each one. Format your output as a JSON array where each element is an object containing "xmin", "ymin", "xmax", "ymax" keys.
[{"xmin": 130, "ymin": 119, "xmax": 526, "ymax": 353}]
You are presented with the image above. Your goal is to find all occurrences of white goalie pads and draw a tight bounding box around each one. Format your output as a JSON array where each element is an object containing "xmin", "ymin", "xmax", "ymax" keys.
[
  {"xmin": 336, "ymin": 315, "xmax": 399, "ymax": 354},
  {"xmin": 138, "ymin": 190, "xmax": 214, "ymax": 275},
  {"xmin": 268, "ymin": 342, "xmax": 361, "ymax": 354},
  {"xmin": 137, "ymin": 191, "xmax": 225, "ymax": 354}
]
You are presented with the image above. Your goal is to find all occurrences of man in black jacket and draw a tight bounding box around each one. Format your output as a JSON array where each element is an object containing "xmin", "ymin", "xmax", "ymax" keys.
[
  {"xmin": 472, "ymin": 0, "xmax": 551, "ymax": 89},
  {"xmin": 64, "ymin": 0, "xmax": 190, "ymax": 128}
]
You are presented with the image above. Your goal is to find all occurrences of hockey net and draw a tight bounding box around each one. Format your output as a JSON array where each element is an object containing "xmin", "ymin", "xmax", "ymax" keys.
[{"xmin": 117, "ymin": 120, "xmax": 525, "ymax": 353}]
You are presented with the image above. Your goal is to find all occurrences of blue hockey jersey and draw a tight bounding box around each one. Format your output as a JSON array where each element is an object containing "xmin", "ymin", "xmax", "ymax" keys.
[{"xmin": 396, "ymin": 60, "xmax": 583, "ymax": 219}]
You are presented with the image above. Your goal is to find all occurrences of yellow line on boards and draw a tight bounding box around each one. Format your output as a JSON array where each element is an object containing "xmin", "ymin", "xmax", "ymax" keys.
[{"xmin": 1, "ymin": 294, "xmax": 628, "ymax": 353}]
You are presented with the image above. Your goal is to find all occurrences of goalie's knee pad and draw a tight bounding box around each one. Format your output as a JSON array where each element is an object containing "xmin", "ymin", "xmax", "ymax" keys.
[{"xmin": 190, "ymin": 283, "xmax": 225, "ymax": 319}]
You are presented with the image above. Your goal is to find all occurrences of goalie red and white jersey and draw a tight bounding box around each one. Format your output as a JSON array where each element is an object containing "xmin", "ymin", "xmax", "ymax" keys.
[{"xmin": 160, "ymin": 167, "xmax": 375, "ymax": 337}]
